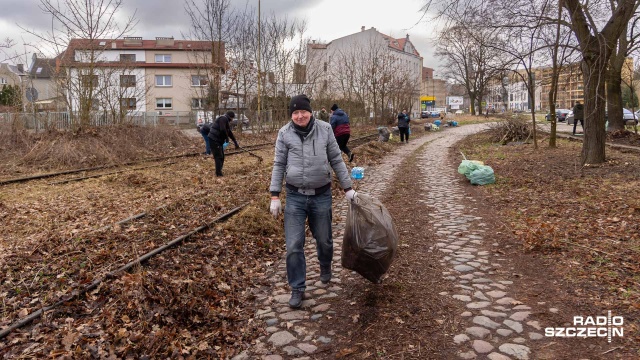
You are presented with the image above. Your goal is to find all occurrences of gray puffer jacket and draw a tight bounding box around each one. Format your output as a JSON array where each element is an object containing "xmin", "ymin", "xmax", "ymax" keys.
[{"xmin": 270, "ymin": 119, "xmax": 352, "ymax": 194}]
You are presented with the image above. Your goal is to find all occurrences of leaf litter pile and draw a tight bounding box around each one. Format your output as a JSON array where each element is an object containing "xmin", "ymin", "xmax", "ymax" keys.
[
  {"xmin": 0, "ymin": 125, "xmax": 392, "ymax": 358},
  {"xmin": 455, "ymin": 130, "xmax": 640, "ymax": 356}
]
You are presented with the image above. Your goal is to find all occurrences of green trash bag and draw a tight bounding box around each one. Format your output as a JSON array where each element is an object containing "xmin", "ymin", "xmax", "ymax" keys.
[
  {"xmin": 468, "ymin": 165, "xmax": 495, "ymax": 185},
  {"xmin": 458, "ymin": 160, "xmax": 484, "ymax": 177}
]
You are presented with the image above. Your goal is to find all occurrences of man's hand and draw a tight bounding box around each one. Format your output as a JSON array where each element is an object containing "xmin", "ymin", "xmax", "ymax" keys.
[
  {"xmin": 345, "ymin": 189, "xmax": 357, "ymax": 201},
  {"xmin": 270, "ymin": 197, "xmax": 281, "ymax": 218}
]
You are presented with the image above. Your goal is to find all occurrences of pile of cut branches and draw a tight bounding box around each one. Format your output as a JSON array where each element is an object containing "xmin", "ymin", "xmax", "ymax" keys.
[{"xmin": 488, "ymin": 117, "xmax": 532, "ymax": 145}]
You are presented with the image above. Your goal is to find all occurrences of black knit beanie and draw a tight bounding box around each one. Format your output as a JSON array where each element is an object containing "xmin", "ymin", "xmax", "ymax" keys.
[
  {"xmin": 225, "ymin": 111, "xmax": 235, "ymax": 119},
  {"xmin": 330, "ymin": 104, "xmax": 339, "ymax": 112},
  {"xmin": 289, "ymin": 95, "xmax": 312, "ymax": 116}
]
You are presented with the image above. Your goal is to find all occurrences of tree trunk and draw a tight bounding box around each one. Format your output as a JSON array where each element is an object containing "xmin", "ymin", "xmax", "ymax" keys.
[
  {"xmin": 469, "ymin": 94, "xmax": 476, "ymax": 115},
  {"xmin": 606, "ymin": 68, "xmax": 624, "ymax": 131},
  {"xmin": 581, "ymin": 58, "xmax": 607, "ymax": 164}
]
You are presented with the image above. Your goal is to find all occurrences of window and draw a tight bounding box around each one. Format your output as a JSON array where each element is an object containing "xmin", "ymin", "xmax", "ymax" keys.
[
  {"xmin": 156, "ymin": 98, "xmax": 172, "ymax": 109},
  {"xmin": 120, "ymin": 98, "xmax": 136, "ymax": 110},
  {"xmin": 191, "ymin": 75, "xmax": 209, "ymax": 86},
  {"xmin": 155, "ymin": 75, "xmax": 172, "ymax": 86},
  {"xmin": 323, "ymin": 62, "xmax": 327, "ymax": 72},
  {"xmin": 82, "ymin": 74, "xmax": 99, "ymax": 88},
  {"xmin": 119, "ymin": 54, "xmax": 136, "ymax": 62},
  {"xmin": 120, "ymin": 75, "xmax": 136, "ymax": 87},
  {"xmin": 0, "ymin": 77, "xmax": 6, "ymax": 84},
  {"xmin": 36, "ymin": 67, "xmax": 43, "ymax": 74},
  {"xmin": 155, "ymin": 54, "xmax": 172, "ymax": 63},
  {"xmin": 191, "ymin": 98, "xmax": 205, "ymax": 109}
]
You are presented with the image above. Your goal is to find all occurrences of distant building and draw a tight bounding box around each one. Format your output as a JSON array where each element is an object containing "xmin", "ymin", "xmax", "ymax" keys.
[
  {"xmin": 0, "ymin": 63, "xmax": 28, "ymax": 106},
  {"xmin": 484, "ymin": 58, "xmax": 634, "ymax": 113},
  {"xmin": 25, "ymin": 54, "xmax": 65, "ymax": 111},
  {"xmin": 306, "ymin": 26, "xmax": 423, "ymax": 119},
  {"xmin": 58, "ymin": 37, "xmax": 224, "ymax": 113}
]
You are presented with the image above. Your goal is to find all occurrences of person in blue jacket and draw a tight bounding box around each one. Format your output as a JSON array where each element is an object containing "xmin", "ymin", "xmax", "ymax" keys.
[{"xmin": 329, "ymin": 103, "xmax": 354, "ymax": 162}]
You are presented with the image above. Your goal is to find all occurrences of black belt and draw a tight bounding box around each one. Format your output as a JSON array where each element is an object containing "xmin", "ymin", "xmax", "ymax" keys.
[{"xmin": 286, "ymin": 182, "xmax": 331, "ymax": 196}]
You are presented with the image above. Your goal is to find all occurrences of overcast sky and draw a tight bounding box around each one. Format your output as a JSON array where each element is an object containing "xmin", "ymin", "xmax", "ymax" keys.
[{"xmin": 1, "ymin": 0, "xmax": 442, "ymax": 72}]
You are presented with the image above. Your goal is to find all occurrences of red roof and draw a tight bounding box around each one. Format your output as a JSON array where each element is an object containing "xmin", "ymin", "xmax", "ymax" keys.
[
  {"xmin": 379, "ymin": 32, "xmax": 420, "ymax": 57},
  {"xmin": 68, "ymin": 38, "xmax": 216, "ymax": 51},
  {"xmin": 60, "ymin": 38, "xmax": 225, "ymax": 67}
]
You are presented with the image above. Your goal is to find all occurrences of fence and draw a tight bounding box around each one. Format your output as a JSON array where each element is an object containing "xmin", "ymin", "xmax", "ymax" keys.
[{"xmin": 0, "ymin": 111, "xmax": 197, "ymax": 132}]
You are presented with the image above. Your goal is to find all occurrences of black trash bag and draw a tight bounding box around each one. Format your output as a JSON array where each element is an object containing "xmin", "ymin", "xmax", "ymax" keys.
[
  {"xmin": 341, "ymin": 193, "xmax": 398, "ymax": 283},
  {"xmin": 377, "ymin": 126, "xmax": 390, "ymax": 142}
]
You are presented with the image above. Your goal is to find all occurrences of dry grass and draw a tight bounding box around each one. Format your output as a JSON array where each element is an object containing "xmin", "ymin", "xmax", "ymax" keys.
[{"xmin": 0, "ymin": 125, "xmax": 200, "ymax": 177}]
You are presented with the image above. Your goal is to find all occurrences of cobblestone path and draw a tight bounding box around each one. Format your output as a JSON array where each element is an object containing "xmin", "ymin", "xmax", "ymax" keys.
[{"xmin": 234, "ymin": 124, "xmax": 549, "ymax": 360}]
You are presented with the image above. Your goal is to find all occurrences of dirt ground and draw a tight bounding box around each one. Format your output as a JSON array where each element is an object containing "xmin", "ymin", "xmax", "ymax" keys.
[{"xmin": 1, "ymin": 121, "xmax": 639, "ymax": 358}]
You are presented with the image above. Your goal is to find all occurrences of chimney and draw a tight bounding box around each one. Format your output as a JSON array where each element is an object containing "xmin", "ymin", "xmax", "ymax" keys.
[
  {"xmin": 156, "ymin": 37, "xmax": 175, "ymax": 47},
  {"xmin": 312, "ymin": 40, "xmax": 316, "ymax": 44},
  {"xmin": 17, "ymin": 64, "xmax": 24, "ymax": 73},
  {"xmin": 406, "ymin": 34, "xmax": 410, "ymax": 40},
  {"xmin": 361, "ymin": 26, "xmax": 365, "ymax": 32},
  {"xmin": 123, "ymin": 36, "xmax": 143, "ymax": 46}
]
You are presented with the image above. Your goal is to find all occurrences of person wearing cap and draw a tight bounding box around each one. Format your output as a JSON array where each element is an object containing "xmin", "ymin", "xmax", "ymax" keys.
[
  {"xmin": 207, "ymin": 111, "xmax": 240, "ymax": 177},
  {"xmin": 269, "ymin": 94, "xmax": 357, "ymax": 309},
  {"xmin": 329, "ymin": 103, "xmax": 354, "ymax": 162}
]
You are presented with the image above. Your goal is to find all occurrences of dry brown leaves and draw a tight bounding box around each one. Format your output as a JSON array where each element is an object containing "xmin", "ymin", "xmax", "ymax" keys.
[
  {"xmin": 455, "ymin": 130, "xmax": 640, "ymax": 351},
  {"xmin": 0, "ymin": 125, "xmax": 391, "ymax": 358}
]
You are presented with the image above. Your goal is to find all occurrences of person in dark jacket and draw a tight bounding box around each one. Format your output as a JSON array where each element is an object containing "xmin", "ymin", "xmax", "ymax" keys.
[
  {"xmin": 207, "ymin": 111, "xmax": 239, "ymax": 177},
  {"xmin": 269, "ymin": 95, "xmax": 356, "ymax": 309},
  {"xmin": 397, "ymin": 109, "xmax": 410, "ymax": 143},
  {"xmin": 318, "ymin": 107, "xmax": 330, "ymax": 121},
  {"xmin": 197, "ymin": 117, "xmax": 211, "ymax": 155},
  {"xmin": 572, "ymin": 101, "xmax": 584, "ymax": 135},
  {"xmin": 329, "ymin": 103, "xmax": 354, "ymax": 162}
]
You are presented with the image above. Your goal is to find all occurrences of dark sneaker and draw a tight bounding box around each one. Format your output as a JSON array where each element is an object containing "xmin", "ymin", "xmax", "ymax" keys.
[
  {"xmin": 320, "ymin": 265, "xmax": 331, "ymax": 284},
  {"xmin": 289, "ymin": 289, "xmax": 304, "ymax": 308},
  {"xmin": 348, "ymin": 152, "xmax": 355, "ymax": 162}
]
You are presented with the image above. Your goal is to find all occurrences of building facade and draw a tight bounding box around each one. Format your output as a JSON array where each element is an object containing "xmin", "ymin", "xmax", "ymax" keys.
[
  {"xmin": 59, "ymin": 37, "xmax": 224, "ymax": 114},
  {"xmin": 306, "ymin": 26, "xmax": 423, "ymax": 119}
]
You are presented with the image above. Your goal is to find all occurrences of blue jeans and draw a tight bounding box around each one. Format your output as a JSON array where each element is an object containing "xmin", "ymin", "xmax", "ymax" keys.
[
  {"xmin": 200, "ymin": 130, "xmax": 211, "ymax": 154},
  {"xmin": 284, "ymin": 188, "xmax": 333, "ymax": 290}
]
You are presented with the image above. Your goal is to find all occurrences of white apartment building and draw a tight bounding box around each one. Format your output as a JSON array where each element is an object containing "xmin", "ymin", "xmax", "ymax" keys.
[
  {"xmin": 60, "ymin": 37, "xmax": 224, "ymax": 113},
  {"xmin": 306, "ymin": 26, "xmax": 423, "ymax": 118}
]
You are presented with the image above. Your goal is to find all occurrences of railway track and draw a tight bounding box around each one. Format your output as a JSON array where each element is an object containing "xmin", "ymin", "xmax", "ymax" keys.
[
  {"xmin": 0, "ymin": 132, "xmax": 381, "ymax": 357},
  {"xmin": 0, "ymin": 142, "xmax": 273, "ymax": 187}
]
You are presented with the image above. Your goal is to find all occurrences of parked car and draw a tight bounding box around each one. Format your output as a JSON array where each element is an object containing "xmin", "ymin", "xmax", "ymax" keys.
[
  {"xmin": 421, "ymin": 110, "xmax": 429, "ymax": 118},
  {"xmin": 623, "ymin": 108, "xmax": 638, "ymax": 124},
  {"xmin": 567, "ymin": 108, "xmax": 637, "ymax": 125},
  {"xmin": 230, "ymin": 114, "xmax": 250, "ymax": 129},
  {"xmin": 455, "ymin": 110, "xmax": 464, "ymax": 114},
  {"xmin": 545, "ymin": 109, "xmax": 571, "ymax": 122}
]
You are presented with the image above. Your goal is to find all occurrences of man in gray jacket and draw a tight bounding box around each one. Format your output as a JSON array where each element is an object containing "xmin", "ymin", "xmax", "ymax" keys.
[{"xmin": 269, "ymin": 94, "xmax": 357, "ymax": 308}]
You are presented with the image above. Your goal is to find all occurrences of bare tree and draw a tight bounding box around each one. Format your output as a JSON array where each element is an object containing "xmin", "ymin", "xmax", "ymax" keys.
[
  {"xmin": 184, "ymin": 0, "xmax": 235, "ymax": 116},
  {"xmin": 562, "ymin": 0, "xmax": 639, "ymax": 164},
  {"xmin": 21, "ymin": 0, "xmax": 137, "ymax": 128},
  {"xmin": 605, "ymin": 16, "xmax": 640, "ymax": 132},
  {"xmin": 436, "ymin": 23, "xmax": 504, "ymax": 116}
]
